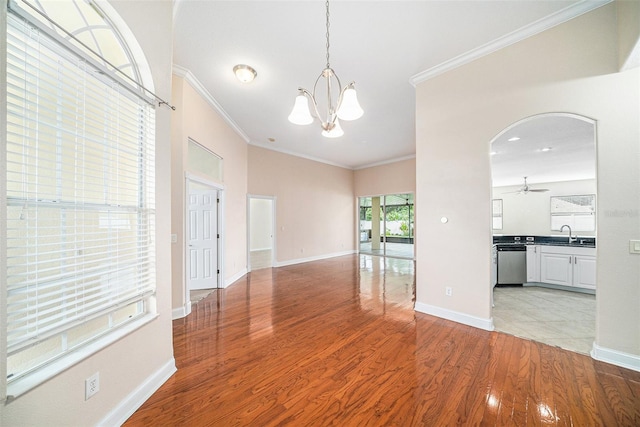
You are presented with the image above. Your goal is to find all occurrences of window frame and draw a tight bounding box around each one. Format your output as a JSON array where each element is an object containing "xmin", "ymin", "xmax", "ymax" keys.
[
  {"xmin": 550, "ymin": 194, "xmax": 596, "ymax": 232},
  {"xmin": 2, "ymin": 1, "xmax": 157, "ymax": 400}
]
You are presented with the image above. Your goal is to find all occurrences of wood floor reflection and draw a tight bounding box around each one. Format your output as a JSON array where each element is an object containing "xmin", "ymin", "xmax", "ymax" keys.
[{"xmin": 125, "ymin": 255, "xmax": 640, "ymax": 426}]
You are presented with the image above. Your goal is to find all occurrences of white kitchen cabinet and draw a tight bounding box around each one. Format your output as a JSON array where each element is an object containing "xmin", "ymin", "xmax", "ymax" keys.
[
  {"xmin": 540, "ymin": 252, "xmax": 573, "ymax": 286},
  {"xmin": 574, "ymin": 254, "xmax": 596, "ymax": 289},
  {"xmin": 538, "ymin": 246, "xmax": 596, "ymax": 290},
  {"xmin": 526, "ymin": 245, "xmax": 540, "ymax": 282}
]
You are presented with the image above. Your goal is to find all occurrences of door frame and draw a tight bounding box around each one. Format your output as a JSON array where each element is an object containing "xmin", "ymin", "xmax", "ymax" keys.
[
  {"xmin": 247, "ymin": 194, "xmax": 276, "ymax": 272},
  {"xmin": 185, "ymin": 173, "xmax": 225, "ymax": 304}
]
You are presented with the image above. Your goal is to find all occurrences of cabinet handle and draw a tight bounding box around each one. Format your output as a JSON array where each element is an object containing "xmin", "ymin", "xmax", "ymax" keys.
[{"xmin": 569, "ymin": 256, "xmax": 572, "ymax": 264}]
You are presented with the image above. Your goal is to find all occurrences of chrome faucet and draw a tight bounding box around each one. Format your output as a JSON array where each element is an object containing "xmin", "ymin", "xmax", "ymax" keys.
[{"xmin": 560, "ymin": 224, "xmax": 577, "ymax": 243}]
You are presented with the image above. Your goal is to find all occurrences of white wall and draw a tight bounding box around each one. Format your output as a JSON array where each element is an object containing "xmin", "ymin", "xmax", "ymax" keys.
[
  {"xmin": 415, "ymin": 2, "xmax": 640, "ymax": 367},
  {"xmin": 250, "ymin": 198, "xmax": 273, "ymax": 251},
  {"xmin": 1, "ymin": 1, "xmax": 176, "ymax": 425},
  {"xmin": 493, "ymin": 179, "xmax": 596, "ymax": 236}
]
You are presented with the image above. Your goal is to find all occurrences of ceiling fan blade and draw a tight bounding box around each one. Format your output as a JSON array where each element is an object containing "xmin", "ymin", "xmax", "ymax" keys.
[{"xmin": 528, "ymin": 188, "xmax": 549, "ymax": 192}]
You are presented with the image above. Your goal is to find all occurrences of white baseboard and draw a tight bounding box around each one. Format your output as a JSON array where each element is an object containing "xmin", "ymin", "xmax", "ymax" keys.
[
  {"xmin": 224, "ymin": 268, "xmax": 248, "ymax": 288},
  {"xmin": 591, "ymin": 342, "xmax": 640, "ymax": 372},
  {"xmin": 274, "ymin": 250, "xmax": 356, "ymax": 268},
  {"xmin": 97, "ymin": 358, "xmax": 177, "ymax": 427},
  {"xmin": 171, "ymin": 300, "xmax": 192, "ymax": 320},
  {"xmin": 414, "ymin": 302, "xmax": 495, "ymax": 331}
]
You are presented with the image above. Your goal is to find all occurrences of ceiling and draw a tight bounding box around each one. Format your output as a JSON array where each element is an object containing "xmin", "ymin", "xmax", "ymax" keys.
[
  {"xmin": 491, "ymin": 115, "xmax": 596, "ymax": 187},
  {"xmin": 172, "ymin": 0, "xmax": 604, "ymax": 175}
]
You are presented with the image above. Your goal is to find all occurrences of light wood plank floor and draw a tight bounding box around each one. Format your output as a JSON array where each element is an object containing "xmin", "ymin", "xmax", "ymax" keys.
[{"xmin": 125, "ymin": 255, "xmax": 640, "ymax": 426}]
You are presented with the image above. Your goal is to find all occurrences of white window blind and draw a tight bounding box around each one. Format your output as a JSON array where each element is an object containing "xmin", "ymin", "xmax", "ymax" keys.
[{"xmin": 4, "ymin": 10, "xmax": 156, "ymax": 395}]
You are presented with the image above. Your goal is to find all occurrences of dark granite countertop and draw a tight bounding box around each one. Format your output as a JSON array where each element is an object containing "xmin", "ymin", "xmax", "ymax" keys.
[{"xmin": 493, "ymin": 235, "xmax": 596, "ymax": 248}]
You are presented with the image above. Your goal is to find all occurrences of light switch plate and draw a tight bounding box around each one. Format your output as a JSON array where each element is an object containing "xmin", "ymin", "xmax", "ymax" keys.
[{"xmin": 630, "ymin": 240, "xmax": 640, "ymax": 254}]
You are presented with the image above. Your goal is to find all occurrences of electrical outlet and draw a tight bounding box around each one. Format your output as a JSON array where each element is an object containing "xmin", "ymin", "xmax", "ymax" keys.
[
  {"xmin": 445, "ymin": 287, "xmax": 453, "ymax": 297},
  {"xmin": 85, "ymin": 372, "xmax": 99, "ymax": 400}
]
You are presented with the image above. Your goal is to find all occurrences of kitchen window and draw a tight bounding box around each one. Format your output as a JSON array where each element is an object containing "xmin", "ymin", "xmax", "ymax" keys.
[{"xmin": 550, "ymin": 195, "xmax": 596, "ymax": 232}]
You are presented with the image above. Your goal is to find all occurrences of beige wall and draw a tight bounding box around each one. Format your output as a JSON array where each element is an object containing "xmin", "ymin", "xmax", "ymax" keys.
[
  {"xmin": 494, "ymin": 179, "xmax": 597, "ymax": 237},
  {"xmin": 1, "ymin": 1, "xmax": 176, "ymax": 425},
  {"xmin": 354, "ymin": 158, "xmax": 416, "ymax": 197},
  {"xmin": 248, "ymin": 146, "xmax": 355, "ymax": 264},
  {"xmin": 415, "ymin": 2, "xmax": 640, "ymax": 361},
  {"xmin": 171, "ymin": 75, "xmax": 249, "ymax": 310}
]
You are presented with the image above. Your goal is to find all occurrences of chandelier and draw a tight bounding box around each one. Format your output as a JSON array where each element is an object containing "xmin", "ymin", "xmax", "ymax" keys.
[{"xmin": 287, "ymin": 0, "xmax": 363, "ymax": 138}]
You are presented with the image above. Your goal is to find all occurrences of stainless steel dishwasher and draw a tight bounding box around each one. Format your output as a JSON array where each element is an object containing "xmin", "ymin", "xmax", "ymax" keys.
[{"xmin": 496, "ymin": 244, "xmax": 527, "ymax": 285}]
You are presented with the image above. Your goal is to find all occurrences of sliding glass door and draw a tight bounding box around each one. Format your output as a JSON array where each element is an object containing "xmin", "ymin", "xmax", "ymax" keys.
[{"xmin": 358, "ymin": 193, "xmax": 414, "ymax": 259}]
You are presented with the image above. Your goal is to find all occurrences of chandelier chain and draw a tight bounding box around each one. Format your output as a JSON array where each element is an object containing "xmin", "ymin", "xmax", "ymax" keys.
[{"xmin": 325, "ymin": 0, "xmax": 330, "ymax": 68}]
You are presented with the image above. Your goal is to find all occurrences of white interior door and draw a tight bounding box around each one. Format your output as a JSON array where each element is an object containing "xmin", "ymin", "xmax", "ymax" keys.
[{"xmin": 188, "ymin": 189, "xmax": 218, "ymax": 290}]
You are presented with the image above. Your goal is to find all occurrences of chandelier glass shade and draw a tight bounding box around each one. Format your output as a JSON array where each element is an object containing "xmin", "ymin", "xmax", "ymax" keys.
[{"xmin": 288, "ymin": 1, "xmax": 363, "ymax": 137}]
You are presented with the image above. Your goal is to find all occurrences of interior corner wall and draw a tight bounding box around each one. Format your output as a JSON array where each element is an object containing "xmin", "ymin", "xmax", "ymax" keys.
[
  {"xmin": 171, "ymin": 75, "xmax": 248, "ymax": 310},
  {"xmin": 1, "ymin": 1, "xmax": 176, "ymax": 425},
  {"xmin": 247, "ymin": 146, "xmax": 355, "ymax": 264},
  {"xmin": 415, "ymin": 2, "xmax": 640, "ymax": 360}
]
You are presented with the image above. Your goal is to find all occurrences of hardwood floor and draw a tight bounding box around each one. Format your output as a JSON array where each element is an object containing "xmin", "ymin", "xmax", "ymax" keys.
[{"xmin": 125, "ymin": 255, "xmax": 640, "ymax": 426}]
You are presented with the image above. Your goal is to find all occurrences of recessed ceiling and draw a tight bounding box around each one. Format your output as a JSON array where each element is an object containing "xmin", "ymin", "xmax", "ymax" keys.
[{"xmin": 173, "ymin": 0, "xmax": 605, "ymax": 173}]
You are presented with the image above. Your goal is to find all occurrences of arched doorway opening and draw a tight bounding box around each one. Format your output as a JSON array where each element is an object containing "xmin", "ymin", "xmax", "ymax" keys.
[{"xmin": 490, "ymin": 113, "xmax": 597, "ymax": 354}]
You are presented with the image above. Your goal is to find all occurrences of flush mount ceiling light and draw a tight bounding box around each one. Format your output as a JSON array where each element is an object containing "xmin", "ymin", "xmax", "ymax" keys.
[
  {"xmin": 507, "ymin": 137, "xmax": 521, "ymax": 142},
  {"xmin": 287, "ymin": 0, "xmax": 363, "ymax": 138},
  {"xmin": 233, "ymin": 64, "xmax": 257, "ymax": 83}
]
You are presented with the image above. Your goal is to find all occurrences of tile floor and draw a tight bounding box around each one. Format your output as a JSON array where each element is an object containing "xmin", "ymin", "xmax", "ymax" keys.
[{"xmin": 492, "ymin": 285, "xmax": 595, "ymax": 354}]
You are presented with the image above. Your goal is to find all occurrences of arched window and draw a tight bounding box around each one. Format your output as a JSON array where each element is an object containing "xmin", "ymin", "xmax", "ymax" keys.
[{"xmin": 3, "ymin": 0, "xmax": 156, "ymax": 399}]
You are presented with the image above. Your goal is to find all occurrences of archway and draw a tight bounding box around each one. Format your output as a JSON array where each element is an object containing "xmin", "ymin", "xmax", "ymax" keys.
[{"xmin": 490, "ymin": 113, "xmax": 597, "ymax": 354}]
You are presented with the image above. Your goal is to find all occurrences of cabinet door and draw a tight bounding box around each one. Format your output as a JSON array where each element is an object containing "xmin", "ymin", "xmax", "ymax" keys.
[
  {"xmin": 526, "ymin": 245, "xmax": 540, "ymax": 282},
  {"xmin": 540, "ymin": 252, "xmax": 572, "ymax": 286},
  {"xmin": 574, "ymin": 255, "xmax": 596, "ymax": 289}
]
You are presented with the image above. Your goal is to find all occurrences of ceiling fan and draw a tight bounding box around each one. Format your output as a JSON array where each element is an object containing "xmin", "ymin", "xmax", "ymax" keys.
[{"xmin": 503, "ymin": 176, "xmax": 550, "ymax": 195}]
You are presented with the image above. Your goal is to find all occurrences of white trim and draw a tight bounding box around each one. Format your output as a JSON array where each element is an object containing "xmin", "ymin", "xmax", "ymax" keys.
[
  {"xmin": 97, "ymin": 358, "xmax": 177, "ymax": 427},
  {"xmin": 274, "ymin": 250, "xmax": 356, "ymax": 268},
  {"xmin": 173, "ymin": 64, "xmax": 250, "ymax": 143},
  {"xmin": 414, "ymin": 302, "xmax": 495, "ymax": 332},
  {"xmin": 591, "ymin": 342, "xmax": 640, "ymax": 373},
  {"xmin": 353, "ymin": 154, "xmax": 416, "ymax": 171},
  {"xmin": 224, "ymin": 268, "xmax": 248, "ymax": 288},
  {"xmin": 171, "ymin": 301, "xmax": 192, "ymax": 320},
  {"xmin": 248, "ymin": 141, "xmax": 353, "ymax": 170},
  {"xmin": 6, "ymin": 313, "xmax": 159, "ymax": 399},
  {"xmin": 410, "ymin": 0, "xmax": 612, "ymax": 86}
]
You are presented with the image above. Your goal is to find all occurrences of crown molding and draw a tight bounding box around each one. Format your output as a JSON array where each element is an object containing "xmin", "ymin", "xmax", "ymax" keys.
[
  {"xmin": 354, "ymin": 154, "xmax": 416, "ymax": 171},
  {"xmin": 247, "ymin": 142, "xmax": 353, "ymax": 170},
  {"xmin": 172, "ymin": 64, "xmax": 250, "ymax": 143},
  {"xmin": 410, "ymin": 0, "xmax": 612, "ymax": 86}
]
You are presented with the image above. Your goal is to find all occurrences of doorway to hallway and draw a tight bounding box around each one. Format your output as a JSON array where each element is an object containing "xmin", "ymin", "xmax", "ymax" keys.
[{"xmin": 248, "ymin": 196, "xmax": 275, "ymax": 271}]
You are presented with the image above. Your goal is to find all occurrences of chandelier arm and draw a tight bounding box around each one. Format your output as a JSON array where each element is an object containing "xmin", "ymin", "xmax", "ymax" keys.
[{"xmin": 298, "ymin": 87, "xmax": 323, "ymax": 122}]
